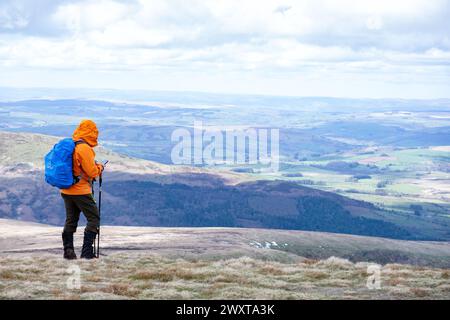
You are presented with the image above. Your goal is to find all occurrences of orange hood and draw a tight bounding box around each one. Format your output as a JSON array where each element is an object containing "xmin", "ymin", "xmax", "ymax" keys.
[{"xmin": 72, "ymin": 120, "xmax": 99, "ymax": 147}]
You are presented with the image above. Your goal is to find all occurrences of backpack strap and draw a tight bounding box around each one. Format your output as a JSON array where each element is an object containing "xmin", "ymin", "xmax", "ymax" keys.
[
  {"xmin": 73, "ymin": 139, "xmax": 91, "ymax": 186},
  {"xmin": 75, "ymin": 139, "xmax": 87, "ymax": 146}
]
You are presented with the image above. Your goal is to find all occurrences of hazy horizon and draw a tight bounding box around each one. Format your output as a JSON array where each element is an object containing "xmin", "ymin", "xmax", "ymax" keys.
[{"xmin": 2, "ymin": 86, "xmax": 450, "ymax": 102}]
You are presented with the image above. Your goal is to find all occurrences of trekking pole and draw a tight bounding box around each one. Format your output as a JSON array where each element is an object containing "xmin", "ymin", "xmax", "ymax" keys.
[
  {"xmin": 92, "ymin": 179, "xmax": 97, "ymax": 257},
  {"xmin": 96, "ymin": 160, "xmax": 108, "ymax": 258},
  {"xmin": 97, "ymin": 173, "xmax": 102, "ymax": 258}
]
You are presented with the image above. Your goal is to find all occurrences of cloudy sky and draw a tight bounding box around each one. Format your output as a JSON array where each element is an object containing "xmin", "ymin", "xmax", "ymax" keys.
[{"xmin": 0, "ymin": 0, "xmax": 449, "ymax": 98}]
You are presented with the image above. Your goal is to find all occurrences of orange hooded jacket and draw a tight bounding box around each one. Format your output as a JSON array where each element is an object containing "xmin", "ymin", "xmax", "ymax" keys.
[{"xmin": 60, "ymin": 120, "xmax": 103, "ymax": 195}]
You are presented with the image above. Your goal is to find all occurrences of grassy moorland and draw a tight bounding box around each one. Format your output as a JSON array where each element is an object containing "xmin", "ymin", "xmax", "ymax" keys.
[
  {"xmin": 1, "ymin": 253, "xmax": 449, "ymax": 300},
  {"xmin": 0, "ymin": 219, "xmax": 449, "ymax": 300}
]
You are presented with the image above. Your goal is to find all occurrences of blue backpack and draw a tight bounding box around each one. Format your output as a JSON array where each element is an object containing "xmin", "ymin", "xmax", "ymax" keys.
[{"xmin": 44, "ymin": 138, "xmax": 85, "ymax": 189}]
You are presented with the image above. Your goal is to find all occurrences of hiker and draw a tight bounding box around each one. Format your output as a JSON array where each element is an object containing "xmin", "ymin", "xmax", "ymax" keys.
[{"xmin": 61, "ymin": 120, "xmax": 104, "ymax": 260}]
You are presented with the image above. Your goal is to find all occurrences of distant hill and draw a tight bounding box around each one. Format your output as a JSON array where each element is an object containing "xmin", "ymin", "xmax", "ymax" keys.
[
  {"xmin": 0, "ymin": 131, "xmax": 447, "ymax": 240},
  {"xmin": 3, "ymin": 98, "xmax": 450, "ymax": 164}
]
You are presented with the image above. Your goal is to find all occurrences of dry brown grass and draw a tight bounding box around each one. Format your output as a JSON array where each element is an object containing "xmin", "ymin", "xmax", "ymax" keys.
[
  {"xmin": 302, "ymin": 259, "xmax": 319, "ymax": 265},
  {"xmin": 304, "ymin": 271, "xmax": 329, "ymax": 280},
  {"xmin": 0, "ymin": 270, "xmax": 27, "ymax": 280},
  {"xmin": 259, "ymin": 265, "xmax": 286, "ymax": 276},
  {"xmin": 106, "ymin": 283, "xmax": 139, "ymax": 298},
  {"xmin": 410, "ymin": 288, "xmax": 429, "ymax": 298},
  {"xmin": 84, "ymin": 275, "xmax": 102, "ymax": 283},
  {"xmin": 0, "ymin": 270, "xmax": 16, "ymax": 280},
  {"xmin": 0, "ymin": 253, "xmax": 449, "ymax": 300},
  {"xmin": 387, "ymin": 277, "xmax": 404, "ymax": 287},
  {"xmin": 129, "ymin": 270, "xmax": 174, "ymax": 282}
]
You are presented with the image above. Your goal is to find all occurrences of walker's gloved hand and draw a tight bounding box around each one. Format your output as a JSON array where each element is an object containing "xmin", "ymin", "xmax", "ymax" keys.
[{"xmin": 96, "ymin": 163, "xmax": 104, "ymax": 173}]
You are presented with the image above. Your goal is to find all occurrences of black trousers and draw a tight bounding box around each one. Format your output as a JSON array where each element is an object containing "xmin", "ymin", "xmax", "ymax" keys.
[{"xmin": 61, "ymin": 193, "xmax": 99, "ymax": 234}]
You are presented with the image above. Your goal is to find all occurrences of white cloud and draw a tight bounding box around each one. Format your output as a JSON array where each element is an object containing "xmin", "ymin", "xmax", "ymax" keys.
[
  {"xmin": 87, "ymin": 20, "xmax": 173, "ymax": 48},
  {"xmin": 0, "ymin": 1, "xmax": 29, "ymax": 30},
  {"xmin": 366, "ymin": 16, "xmax": 383, "ymax": 30},
  {"xmin": 52, "ymin": 0, "xmax": 131, "ymax": 33},
  {"xmin": 0, "ymin": 0, "xmax": 449, "ymax": 98}
]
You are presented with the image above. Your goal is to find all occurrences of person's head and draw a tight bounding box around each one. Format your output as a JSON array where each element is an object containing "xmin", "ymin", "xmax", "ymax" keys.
[{"xmin": 72, "ymin": 120, "xmax": 99, "ymax": 147}]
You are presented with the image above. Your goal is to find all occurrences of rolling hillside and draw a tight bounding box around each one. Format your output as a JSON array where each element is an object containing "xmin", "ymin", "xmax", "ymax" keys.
[{"xmin": 0, "ymin": 131, "xmax": 448, "ymax": 240}]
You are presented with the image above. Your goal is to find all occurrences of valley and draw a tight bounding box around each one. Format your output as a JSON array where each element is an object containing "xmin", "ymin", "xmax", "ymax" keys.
[
  {"xmin": 1, "ymin": 96, "xmax": 448, "ymax": 222},
  {"xmin": 0, "ymin": 131, "xmax": 448, "ymax": 240},
  {"xmin": 0, "ymin": 94, "xmax": 448, "ymax": 241}
]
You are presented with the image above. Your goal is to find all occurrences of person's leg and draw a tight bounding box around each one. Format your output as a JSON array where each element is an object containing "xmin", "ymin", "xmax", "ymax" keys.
[
  {"xmin": 76, "ymin": 194, "xmax": 100, "ymax": 233},
  {"xmin": 62, "ymin": 194, "xmax": 81, "ymax": 233},
  {"xmin": 74, "ymin": 194, "xmax": 99, "ymax": 259},
  {"xmin": 61, "ymin": 194, "xmax": 81, "ymax": 260}
]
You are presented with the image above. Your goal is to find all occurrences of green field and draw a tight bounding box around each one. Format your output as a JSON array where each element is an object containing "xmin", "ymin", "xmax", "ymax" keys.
[{"xmin": 219, "ymin": 146, "xmax": 450, "ymax": 225}]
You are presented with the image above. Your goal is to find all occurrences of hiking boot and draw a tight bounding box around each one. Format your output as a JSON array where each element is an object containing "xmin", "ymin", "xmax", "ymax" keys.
[
  {"xmin": 80, "ymin": 230, "xmax": 97, "ymax": 259},
  {"xmin": 62, "ymin": 231, "xmax": 77, "ymax": 260}
]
